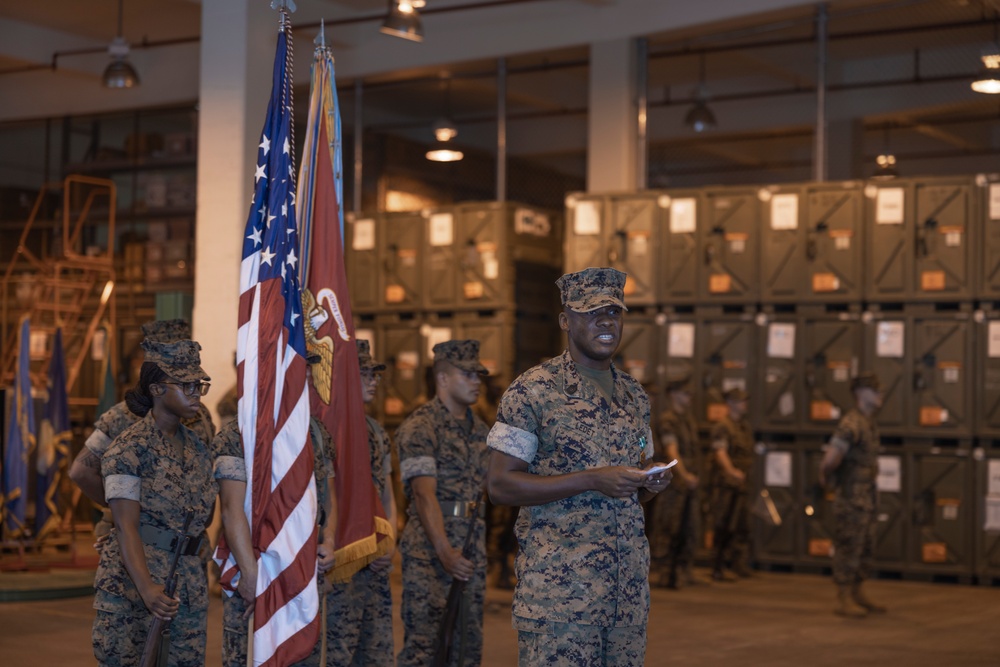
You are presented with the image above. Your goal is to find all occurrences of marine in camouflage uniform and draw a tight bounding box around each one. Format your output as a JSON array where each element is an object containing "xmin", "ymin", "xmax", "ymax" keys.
[
  {"xmin": 396, "ymin": 340, "xmax": 490, "ymax": 667},
  {"xmin": 647, "ymin": 373, "xmax": 701, "ymax": 588},
  {"xmin": 325, "ymin": 340, "xmax": 396, "ymax": 667},
  {"xmin": 93, "ymin": 339, "xmax": 214, "ymax": 667},
  {"xmin": 710, "ymin": 388, "xmax": 754, "ymax": 581},
  {"xmin": 820, "ymin": 372, "xmax": 886, "ymax": 617},
  {"xmin": 215, "ymin": 414, "xmax": 336, "ymax": 667},
  {"xmin": 487, "ymin": 268, "xmax": 668, "ymax": 667}
]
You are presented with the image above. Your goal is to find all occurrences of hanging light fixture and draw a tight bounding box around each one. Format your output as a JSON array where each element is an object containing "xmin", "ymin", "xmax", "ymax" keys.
[
  {"xmin": 684, "ymin": 55, "xmax": 716, "ymax": 132},
  {"xmin": 972, "ymin": 13, "xmax": 1000, "ymax": 94},
  {"xmin": 380, "ymin": 0, "xmax": 424, "ymax": 43},
  {"xmin": 873, "ymin": 125, "xmax": 898, "ymax": 180},
  {"xmin": 103, "ymin": 0, "xmax": 139, "ymax": 88},
  {"xmin": 426, "ymin": 78, "xmax": 463, "ymax": 162}
]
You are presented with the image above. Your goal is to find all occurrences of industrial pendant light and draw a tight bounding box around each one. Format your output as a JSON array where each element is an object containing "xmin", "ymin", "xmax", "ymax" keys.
[
  {"xmin": 972, "ymin": 14, "xmax": 1000, "ymax": 94},
  {"xmin": 426, "ymin": 78, "xmax": 463, "ymax": 162},
  {"xmin": 684, "ymin": 55, "xmax": 716, "ymax": 132},
  {"xmin": 380, "ymin": 0, "xmax": 424, "ymax": 43},
  {"xmin": 872, "ymin": 126, "xmax": 898, "ymax": 180},
  {"xmin": 103, "ymin": 0, "xmax": 139, "ymax": 88}
]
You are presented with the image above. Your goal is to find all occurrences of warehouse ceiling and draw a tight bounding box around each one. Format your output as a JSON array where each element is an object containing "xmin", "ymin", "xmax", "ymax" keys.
[{"xmin": 0, "ymin": 0, "xmax": 998, "ymax": 187}]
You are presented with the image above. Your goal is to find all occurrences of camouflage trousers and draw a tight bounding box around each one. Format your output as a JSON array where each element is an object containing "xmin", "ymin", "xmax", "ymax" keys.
[
  {"xmin": 646, "ymin": 484, "xmax": 700, "ymax": 576},
  {"xmin": 515, "ymin": 617, "xmax": 646, "ymax": 667},
  {"xmin": 713, "ymin": 487, "xmax": 750, "ymax": 568},
  {"xmin": 833, "ymin": 494, "xmax": 877, "ymax": 586},
  {"xmin": 93, "ymin": 591, "xmax": 206, "ymax": 667},
  {"xmin": 398, "ymin": 552, "xmax": 486, "ymax": 667},
  {"xmin": 222, "ymin": 590, "xmax": 322, "ymax": 667},
  {"xmin": 326, "ymin": 565, "xmax": 394, "ymax": 667}
]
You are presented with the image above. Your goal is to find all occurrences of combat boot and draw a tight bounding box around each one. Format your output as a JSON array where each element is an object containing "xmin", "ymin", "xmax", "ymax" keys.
[
  {"xmin": 835, "ymin": 586, "xmax": 868, "ymax": 618},
  {"xmin": 851, "ymin": 582, "xmax": 887, "ymax": 614}
]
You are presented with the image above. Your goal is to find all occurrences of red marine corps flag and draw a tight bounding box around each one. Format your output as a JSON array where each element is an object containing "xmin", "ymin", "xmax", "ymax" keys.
[
  {"xmin": 215, "ymin": 8, "xmax": 318, "ymax": 666},
  {"xmin": 296, "ymin": 26, "xmax": 393, "ymax": 581}
]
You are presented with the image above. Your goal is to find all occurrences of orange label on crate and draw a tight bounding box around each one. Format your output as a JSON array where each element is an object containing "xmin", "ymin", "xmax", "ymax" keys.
[
  {"xmin": 722, "ymin": 360, "xmax": 747, "ymax": 370},
  {"xmin": 829, "ymin": 229, "xmax": 854, "ymax": 238},
  {"xmin": 385, "ymin": 285, "xmax": 406, "ymax": 303},
  {"xmin": 476, "ymin": 241, "xmax": 497, "ymax": 254},
  {"xmin": 921, "ymin": 270, "xmax": 946, "ymax": 292},
  {"xmin": 725, "ymin": 232, "xmax": 748, "ymax": 242},
  {"xmin": 922, "ymin": 542, "xmax": 947, "ymax": 563},
  {"xmin": 812, "ymin": 272, "xmax": 841, "ymax": 293},
  {"xmin": 919, "ymin": 406, "xmax": 947, "ymax": 426},
  {"xmin": 709, "ymin": 273, "xmax": 732, "ymax": 293},
  {"xmin": 809, "ymin": 538, "xmax": 833, "ymax": 557},
  {"xmin": 384, "ymin": 397, "xmax": 404, "ymax": 416},
  {"xmin": 707, "ymin": 403, "xmax": 728, "ymax": 422},
  {"xmin": 810, "ymin": 401, "xmax": 836, "ymax": 421},
  {"xmin": 463, "ymin": 281, "xmax": 485, "ymax": 300}
]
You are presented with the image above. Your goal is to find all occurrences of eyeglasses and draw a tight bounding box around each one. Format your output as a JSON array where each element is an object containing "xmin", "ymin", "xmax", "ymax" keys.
[{"xmin": 161, "ymin": 381, "xmax": 211, "ymax": 397}]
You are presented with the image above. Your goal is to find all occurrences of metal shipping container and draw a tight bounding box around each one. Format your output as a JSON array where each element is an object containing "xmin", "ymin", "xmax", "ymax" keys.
[
  {"xmin": 760, "ymin": 185, "xmax": 807, "ymax": 303},
  {"xmin": 911, "ymin": 314, "xmax": 974, "ymax": 436},
  {"xmin": 699, "ymin": 187, "xmax": 760, "ymax": 303},
  {"xmin": 345, "ymin": 214, "xmax": 380, "ymax": 312},
  {"xmin": 752, "ymin": 437, "xmax": 801, "ymax": 567},
  {"xmin": 660, "ymin": 191, "xmax": 703, "ymax": 304},
  {"xmin": 758, "ymin": 314, "xmax": 802, "ymax": 432},
  {"xmin": 979, "ymin": 175, "xmax": 1000, "ymax": 299},
  {"xmin": 976, "ymin": 308, "xmax": 1000, "ymax": 436},
  {"xmin": 696, "ymin": 311, "xmax": 757, "ymax": 426},
  {"xmin": 908, "ymin": 443, "xmax": 975, "ymax": 577},
  {"xmin": 380, "ymin": 211, "xmax": 425, "ymax": 312},
  {"xmin": 864, "ymin": 312, "xmax": 909, "ymax": 434},
  {"xmin": 802, "ymin": 315, "xmax": 862, "ymax": 434},
  {"xmin": 803, "ymin": 182, "xmax": 865, "ymax": 303}
]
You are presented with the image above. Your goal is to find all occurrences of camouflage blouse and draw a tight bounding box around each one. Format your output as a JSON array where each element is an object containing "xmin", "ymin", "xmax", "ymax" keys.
[{"xmin": 487, "ymin": 350, "xmax": 655, "ymax": 628}]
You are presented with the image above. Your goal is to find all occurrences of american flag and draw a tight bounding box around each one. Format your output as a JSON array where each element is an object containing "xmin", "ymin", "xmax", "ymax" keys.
[{"xmin": 217, "ymin": 22, "xmax": 319, "ymax": 666}]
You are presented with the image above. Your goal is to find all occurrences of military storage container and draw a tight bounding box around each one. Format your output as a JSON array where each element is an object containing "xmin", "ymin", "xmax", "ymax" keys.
[
  {"xmin": 910, "ymin": 314, "xmax": 974, "ymax": 437},
  {"xmin": 699, "ymin": 187, "xmax": 760, "ymax": 304},
  {"xmin": 423, "ymin": 202, "xmax": 561, "ymax": 312},
  {"xmin": 757, "ymin": 314, "xmax": 802, "ymax": 432},
  {"xmin": 800, "ymin": 438, "xmax": 838, "ymax": 567},
  {"xmin": 864, "ymin": 311, "xmax": 909, "ymax": 435},
  {"xmin": 613, "ymin": 313, "xmax": 661, "ymax": 390},
  {"xmin": 752, "ymin": 436, "xmax": 801, "ymax": 568},
  {"xmin": 660, "ymin": 191, "xmax": 703, "ymax": 305},
  {"xmin": 802, "ymin": 314, "xmax": 863, "ymax": 434},
  {"xmin": 802, "ymin": 182, "xmax": 866, "ymax": 303},
  {"xmin": 346, "ymin": 211, "xmax": 425, "ymax": 313},
  {"xmin": 979, "ymin": 175, "xmax": 1000, "ymax": 299},
  {"xmin": 864, "ymin": 178, "xmax": 978, "ymax": 302},
  {"xmin": 974, "ymin": 447, "xmax": 1000, "ymax": 583},
  {"xmin": 660, "ymin": 309, "xmax": 699, "ymax": 404},
  {"xmin": 976, "ymin": 308, "xmax": 1000, "ymax": 437},
  {"xmin": 873, "ymin": 448, "xmax": 910, "ymax": 571},
  {"xmin": 908, "ymin": 441, "xmax": 975, "ymax": 578},
  {"xmin": 696, "ymin": 310, "xmax": 757, "ymax": 426},
  {"xmin": 565, "ymin": 193, "xmax": 662, "ymax": 307},
  {"xmin": 378, "ymin": 317, "xmax": 427, "ymax": 426}
]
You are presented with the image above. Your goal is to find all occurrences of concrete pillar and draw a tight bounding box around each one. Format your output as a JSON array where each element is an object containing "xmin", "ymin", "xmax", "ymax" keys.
[
  {"xmin": 827, "ymin": 118, "xmax": 865, "ymax": 181},
  {"xmin": 193, "ymin": 0, "xmax": 275, "ymax": 416},
  {"xmin": 587, "ymin": 38, "xmax": 639, "ymax": 193}
]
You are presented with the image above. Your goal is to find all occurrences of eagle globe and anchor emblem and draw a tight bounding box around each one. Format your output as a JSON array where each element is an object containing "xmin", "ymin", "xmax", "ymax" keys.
[{"xmin": 301, "ymin": 287, "xmax": 351, "ymax": 405}]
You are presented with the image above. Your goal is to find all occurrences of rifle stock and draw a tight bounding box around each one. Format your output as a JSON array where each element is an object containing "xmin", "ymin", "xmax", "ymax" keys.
[
  {"xmin": 139, "ymin": 508, "xmax": 194, "ymax": 667},
  {"xmin": 431, "ymin": 497, "xmax": 482, "ymax": 667}
]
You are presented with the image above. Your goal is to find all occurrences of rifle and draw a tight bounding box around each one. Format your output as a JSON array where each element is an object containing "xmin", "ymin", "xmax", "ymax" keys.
[
  {"xmin": 139, "ymin": 508, "xmax": 195, "ymax": 667},
  {"xmin": 431, "ymin": 497, "xmax": 482, "ymax": 667}
]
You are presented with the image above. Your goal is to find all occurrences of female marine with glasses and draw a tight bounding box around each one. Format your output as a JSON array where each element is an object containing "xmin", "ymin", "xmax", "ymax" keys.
[{"xmin": 92, "ymin": 338, "xmax": 216, "ymax": 667}]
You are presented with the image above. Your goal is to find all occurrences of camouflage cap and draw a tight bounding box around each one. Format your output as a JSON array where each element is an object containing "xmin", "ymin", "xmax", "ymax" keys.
[
  {"xmin": 724, "ymin": 387, "xmax": 749, "ymax": 402},
  {"xmin": 357, "ymin": 339, "xmax": 386, "ymax": 372},
  {"xmin": 433, "ymin": 339, "xmax": 488, "ymax": 375},
  {"xmin": 665, "ymin": 371, "xmax": 693, "ymax": 393},
  {"xmin": 851, "ymin": 372, "xmax": 881, "ymax": 392},
  {"xmin": 141, "ymin": 319, "xmax": 191, "ymax": 344},
  {"xmin": 555, "ymin": 267, "xmax": 629, "ymax": 313},
  {"xmin": 141, "ymin": 339, "xmax": 210, "ymax": 383}
]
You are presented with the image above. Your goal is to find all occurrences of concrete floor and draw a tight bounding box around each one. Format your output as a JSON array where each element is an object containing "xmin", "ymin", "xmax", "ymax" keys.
[{"xmin": 1, "ymin": 562, "xmax": 999, "ymax": 666}]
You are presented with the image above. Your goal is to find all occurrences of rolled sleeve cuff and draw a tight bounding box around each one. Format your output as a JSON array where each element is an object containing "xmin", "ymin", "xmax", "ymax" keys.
[
  {"xmin": 712, "ymin": 439, "xmax": 728, "ymax": 452},
  {"xmin": 85, "ymin": 429, "xmax": 112, "ymax": 456},
  {"xmin": 829, "ymin": 437, "xmax": 850, "ymax": 456},
  {"xmin": 487, "ymin": 422, "xmax": 538, "ymax": 464},
  {"xmin": 400, "ymin": 456, "xmax": 436, "ymax": 481},
  {"xmin": 105, "ymin": 474, "xmax": 140, "ymax": 501},
  {"xmin": 214, "ymin": 456, "xmax": 247, "ymax": 482}
]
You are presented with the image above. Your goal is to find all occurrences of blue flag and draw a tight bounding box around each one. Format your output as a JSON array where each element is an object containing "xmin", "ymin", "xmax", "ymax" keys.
[
  {"xmin": 3, "ymin": 317, "xmax": 35, "ymax": 536},
  {"xmin": 36, "ymin": 327, "xmax": 70, "ymax": 538}
]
